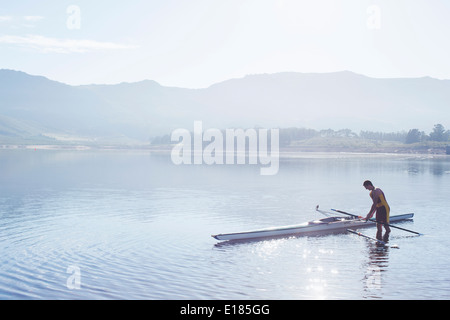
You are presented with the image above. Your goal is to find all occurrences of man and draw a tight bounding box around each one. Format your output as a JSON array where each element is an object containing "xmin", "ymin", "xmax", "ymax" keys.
[{"xmin": 363, "ymin": 180, "xmax": 391, "ymax": 241}]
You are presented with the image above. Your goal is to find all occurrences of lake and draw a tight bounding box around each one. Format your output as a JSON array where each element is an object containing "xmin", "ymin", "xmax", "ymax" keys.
[{"xmin": 1, "ymin": 149, "xmax": 450, "ymax": 299}]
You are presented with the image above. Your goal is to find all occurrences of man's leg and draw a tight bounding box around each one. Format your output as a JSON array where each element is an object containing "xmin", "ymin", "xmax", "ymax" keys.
[
  {"xmin": 383, "ymin": 224, "xmax": 391, "ymax": 242},
  {"xmin": 376, "ymin": 223, "xmax": 383, "ymax": 240}
]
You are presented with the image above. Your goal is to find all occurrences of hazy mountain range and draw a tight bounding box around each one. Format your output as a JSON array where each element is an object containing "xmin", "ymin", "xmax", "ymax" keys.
[{"xmin": 1, "ymin": 69, "xmax": 449, "ymax": 145}]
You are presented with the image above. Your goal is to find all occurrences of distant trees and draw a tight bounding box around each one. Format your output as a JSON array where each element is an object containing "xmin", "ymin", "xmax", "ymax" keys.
[
  {"xmin": 150, "ymin": 134, "xmax": 171, "ymax": 145},
  {"xmin": 405, "ymin": 129, "xmax": 425, "ymax": 144},
  {"xmin": 360, "ymin": 130, "xmax": 407, "ymax": 142},
  {"xmin": 429, "ymin": 124, "xmax": 449, "ymax": 142},
  {"xmin": 279, "ymin": 127, "xmax": 318, "ymax": 146},
  {"xmin": 150, "ymin": 124, "xmax": 450, "ymax": 146},
  {"xmin": 405, "ymin": 124, "xmax": 450, "ymax": 144},
  {"xmin": 280, "ymin": 124, "xmax": 450, "ymax": 145}
]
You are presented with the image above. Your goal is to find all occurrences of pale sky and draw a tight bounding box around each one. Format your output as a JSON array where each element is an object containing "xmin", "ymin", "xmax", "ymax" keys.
[{"xmin": 1, "ymin": 0, "xmax": 450, "ymax": 88}]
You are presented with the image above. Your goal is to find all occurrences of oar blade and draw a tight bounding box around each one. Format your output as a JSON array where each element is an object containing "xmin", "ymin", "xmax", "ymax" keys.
[{"xmin": 347, "ymin": 229, "xmax": 399, "ymax": 248}]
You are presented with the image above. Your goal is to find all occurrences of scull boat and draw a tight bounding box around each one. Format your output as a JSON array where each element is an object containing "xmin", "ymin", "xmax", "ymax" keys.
[{"xmin": 212, "ymin": 213, "xmax": 414, "ymax": 241}]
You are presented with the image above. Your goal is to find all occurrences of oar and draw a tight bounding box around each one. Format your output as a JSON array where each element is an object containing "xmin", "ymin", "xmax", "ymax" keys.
[
  {"xmin": 315, "ymin": 205, "xmax": 332, "ymax": 217},
  {"xmin": 316, "ymin": 205, "xmax": 360, "ymax": 219},
  {"xmin": 333, "ymin": 209, "xmax": 422, "ymax": 235},
  {"xmin": 331, "ymin": 208, "xmax": 361, "ymax": 219},
  {"xmin": 347, "ymin": 229, "xmax": 399, "ymax": 248}
]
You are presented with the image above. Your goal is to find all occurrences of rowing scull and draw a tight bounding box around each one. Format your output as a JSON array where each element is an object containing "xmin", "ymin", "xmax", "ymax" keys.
[{"xmin": 212, "ymin": 213, "xmax": 414, "ymax": 241}]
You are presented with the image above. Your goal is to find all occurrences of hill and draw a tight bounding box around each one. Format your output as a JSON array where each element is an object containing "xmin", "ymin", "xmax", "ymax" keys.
[{"xmin": 1, "ymin": 69, "xmax": 450, "ymax": 146}]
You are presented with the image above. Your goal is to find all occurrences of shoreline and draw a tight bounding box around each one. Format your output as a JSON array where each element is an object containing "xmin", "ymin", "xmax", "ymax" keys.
[{"xmin": 1, "ymin": 143, "xmax": 449, "ymax": 157}]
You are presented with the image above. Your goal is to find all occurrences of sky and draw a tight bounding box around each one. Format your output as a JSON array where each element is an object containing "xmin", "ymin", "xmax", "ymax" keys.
[{"xmin": 1, "ymin": 0, "xmax": 450, "ymax": 88}]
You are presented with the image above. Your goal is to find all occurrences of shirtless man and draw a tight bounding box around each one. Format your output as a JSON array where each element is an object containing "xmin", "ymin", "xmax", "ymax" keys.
[{"xmin": 363, "ymin": 180, "xmax": 391, "ymax": 241}]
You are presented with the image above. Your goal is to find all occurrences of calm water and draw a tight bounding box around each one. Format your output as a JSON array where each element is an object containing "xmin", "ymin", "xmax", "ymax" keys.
[{"xmin": 1, "ymin": 149, "xmax": 450, "ymax": 300}]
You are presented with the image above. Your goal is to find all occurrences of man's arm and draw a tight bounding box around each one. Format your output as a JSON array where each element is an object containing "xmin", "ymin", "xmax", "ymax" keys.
[{"xmin": 365, "ymin": 189, "xmax": 380, "ymax": 220}]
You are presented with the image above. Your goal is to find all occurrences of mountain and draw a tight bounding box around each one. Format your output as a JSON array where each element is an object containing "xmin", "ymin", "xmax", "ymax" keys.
[
  {"xmin": 1, "ymin": 69, "xmax": 449, "ymax": 145},
  {"xmin": 200, "ymin": 72, "xmax": 450, "ymax": 131}
]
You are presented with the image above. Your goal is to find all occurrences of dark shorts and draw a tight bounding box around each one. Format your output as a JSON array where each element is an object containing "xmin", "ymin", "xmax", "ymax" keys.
[{"xmin": 376, "ymin": 206, "xmax": 388, "ymax": 224}]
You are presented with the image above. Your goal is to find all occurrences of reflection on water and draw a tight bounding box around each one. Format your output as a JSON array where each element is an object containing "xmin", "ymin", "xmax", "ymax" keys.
[
  {"xmin": 363, "ymin": 245, "xmax": 391, "ymax": 299},
  {"xmin": 406, "ymin": 158, "xmax": 450, "ymax": 176},
  {"xmin": 0, "ymin": 150, "xmax": 449, "ymax": 299}
]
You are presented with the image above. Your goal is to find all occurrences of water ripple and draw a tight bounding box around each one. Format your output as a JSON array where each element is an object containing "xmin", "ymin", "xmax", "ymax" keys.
[{"xmin": 1, "ymin": 151, "xmax": 450, "ymax": 299}]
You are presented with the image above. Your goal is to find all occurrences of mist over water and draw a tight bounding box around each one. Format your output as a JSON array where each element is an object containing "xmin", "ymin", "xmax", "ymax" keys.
[{"xmin": 1, "ymin": 149, "xmax": 450, "ymax": 299}]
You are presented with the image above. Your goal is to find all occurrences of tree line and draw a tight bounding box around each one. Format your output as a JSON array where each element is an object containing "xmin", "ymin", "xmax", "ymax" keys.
[
  {"xmin": 287, "ymin": 124, "xmax": 450, "ymax": 144},
  {"xmin": 404, "ymin": 124, "xmax": 449, "ymax": 144},
  {"xmin": 279, "ymin": 123, "xmax": 449, "ymax": 146},
  {"xmin": 151, "ymin": 124, "xmax": 450, "ymax": 146}
]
